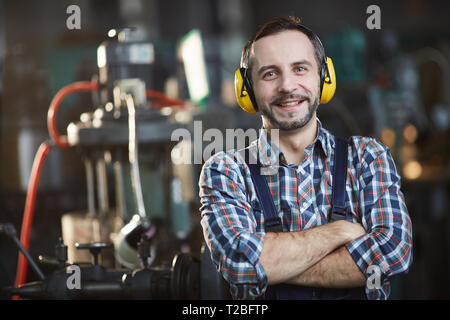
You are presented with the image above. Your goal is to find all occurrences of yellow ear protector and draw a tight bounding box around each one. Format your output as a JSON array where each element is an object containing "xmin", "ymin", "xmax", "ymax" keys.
[
  {"xmin": 319, "ymin": 56, "xmax": 336, "ymax": 104},
  {"xmin": 234, "ymin": 26, "xmax": 337, "ymax": 113},
  {"xmin": 234, "ymin": 67, "xmax": 258, "ymax": 114}
]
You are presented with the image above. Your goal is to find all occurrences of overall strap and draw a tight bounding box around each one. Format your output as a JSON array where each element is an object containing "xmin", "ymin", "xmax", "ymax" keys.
[
  {"xmin": 330, "ymin": 137, "xmax": 349, "ymax": 222},
  {"xmin": 243, "ymin": 148, "xmax": 283, "ymax": 232},
  {"xmin": 242, "ymin": 141, "xmax": 365, "ymax": 300}
]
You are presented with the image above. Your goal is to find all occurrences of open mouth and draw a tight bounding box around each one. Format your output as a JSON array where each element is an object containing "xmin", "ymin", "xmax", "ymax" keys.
[{"xmin": 274, "ymin": 99, "xmax": 306, "ymax": 110}]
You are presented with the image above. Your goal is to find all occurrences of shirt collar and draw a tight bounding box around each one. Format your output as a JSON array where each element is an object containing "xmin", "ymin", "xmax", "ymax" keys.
[
  {"xmin": 252, "ymin": 118, "xmax": 331, "ymax": 167},
  {"xmin": 314, "ymin": 118, "xmax": 331, "ymax": 157}
]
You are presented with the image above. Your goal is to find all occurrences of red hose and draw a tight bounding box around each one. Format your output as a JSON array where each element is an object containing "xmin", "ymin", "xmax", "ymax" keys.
[
  {"xmin": 14, "ymin": 141, "xmax": 50, "ymax": 296},
  {"xmin": 145, "ymin": 89, "xmax": 185, "ymax": 108},
  {"xmin": 14, "ymin": 82, "xmax": 174, "ymax": 296},
  {"xmin": 14, "ymin": 81, "xmax": 99, "ymax": 298},
  {"xmin": 47, "ymin": 81, "xmax": 99, "ymax": 148}
]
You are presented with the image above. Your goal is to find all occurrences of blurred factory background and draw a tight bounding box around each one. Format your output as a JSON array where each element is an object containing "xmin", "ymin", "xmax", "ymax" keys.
[{"xmin": 0, "ymin": 0, "xmax": 449, "ymax": 300}]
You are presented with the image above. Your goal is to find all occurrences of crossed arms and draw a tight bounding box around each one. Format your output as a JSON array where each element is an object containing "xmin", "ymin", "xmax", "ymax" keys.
[
  {"xmin": 199, "ymin": 141, "xmax": 413, "ymax": 299},
  {"xmin": 260, "ymin": 220, "xmax": 366, "ymax": 287}
]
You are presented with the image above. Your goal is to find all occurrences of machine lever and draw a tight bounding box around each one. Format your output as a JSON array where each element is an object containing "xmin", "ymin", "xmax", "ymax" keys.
[{"xmin": 0, "ymin": 223, "xmax": 45, "ymax": 281}]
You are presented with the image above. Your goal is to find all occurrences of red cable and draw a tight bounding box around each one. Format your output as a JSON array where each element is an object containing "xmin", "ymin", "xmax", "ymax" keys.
[
  {"xmin": 14, "ymin": 81, "xmax": 99, "ymax": 298},
  {"xmin": 47, "ymin": 81, "xmax": 99, "ymax": 148},
  {"xmin": 13, "ymin": 141, "xmax": 50, "ymax": 297},
  {"xmin": 15, "ymin": 83, "xmax": 172, "ymax": 296},
  {"xmin": 145, "ymin": 89, "xmax": 185, "ymax": 108}
]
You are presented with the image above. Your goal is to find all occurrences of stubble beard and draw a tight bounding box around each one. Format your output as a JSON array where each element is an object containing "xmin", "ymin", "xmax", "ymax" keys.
[{"xmin": 259, "ymin": 91, "xmax": 320, "ymax": 131}]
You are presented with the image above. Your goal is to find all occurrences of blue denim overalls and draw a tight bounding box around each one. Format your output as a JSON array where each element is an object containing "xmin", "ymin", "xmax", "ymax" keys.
[{"xmin": 245, "ymin": 137, "xmax": 366, "ymax": 300}]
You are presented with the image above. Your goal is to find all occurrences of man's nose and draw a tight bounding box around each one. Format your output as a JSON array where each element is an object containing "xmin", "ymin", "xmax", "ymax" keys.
[{"xmin": 278, "ymin": 73, "xmax": 297, "ymax": 94}]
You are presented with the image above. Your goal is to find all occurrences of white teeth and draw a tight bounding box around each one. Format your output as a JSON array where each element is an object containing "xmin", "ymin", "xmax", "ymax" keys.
[{"xmin": 279, "ymin": 101, "xmax": 300, "ymax": 107}]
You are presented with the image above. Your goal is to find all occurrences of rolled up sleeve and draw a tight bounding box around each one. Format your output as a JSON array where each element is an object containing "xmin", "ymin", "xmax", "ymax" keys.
[
  {"xmin": 346, "ymin": 139, "xmax": 413, "ymax": 300},
  {"xmin": 199, "ymin": 152, "xmax": 268, "ymax": 299}
]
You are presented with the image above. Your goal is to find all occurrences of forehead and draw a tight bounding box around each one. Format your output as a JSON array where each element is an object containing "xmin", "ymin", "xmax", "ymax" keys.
[{"xmin": 251, "ymin": 30, "xmax": 317, "ymax": 70}]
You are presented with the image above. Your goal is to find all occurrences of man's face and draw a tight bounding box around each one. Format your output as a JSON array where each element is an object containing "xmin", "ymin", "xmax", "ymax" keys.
[{"xmin": 249, "ymin": 30, "xmax": 321, "ymax": 131}]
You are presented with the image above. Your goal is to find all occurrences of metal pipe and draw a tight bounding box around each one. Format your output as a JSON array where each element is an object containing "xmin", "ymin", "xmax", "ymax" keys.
[
  {"xmin": 84, "ymin": 157, "xmax": 96, "ymax": 217},
  {"xmin": 96, "ymin": 157, "xmax": 109, "ymax": 216},
  {"xmin": 125, "ymin": 93, "xmax": 147, "ymax": 218},
  {"xmin": 113, "ymin": 159, "xmax": 128, "ymax": 220}
]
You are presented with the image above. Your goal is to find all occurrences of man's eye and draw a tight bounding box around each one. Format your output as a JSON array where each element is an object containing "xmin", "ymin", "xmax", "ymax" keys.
[
  {"xmin": 263, "ymin": 71, "xmax": 276, "ymax": 79},
  {"xmin": 296, "ymin": 66, "xmax": 306, "ymax": 73}
]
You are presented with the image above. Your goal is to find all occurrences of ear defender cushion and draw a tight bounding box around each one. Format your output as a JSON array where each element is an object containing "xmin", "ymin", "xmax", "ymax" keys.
[
  {"xmin": 234, "ymin": 68, "xmax": 257, "ymax": 114},
  {"xmin": 320, "ymin": 57, "xmax": 336, "ymax": 104}
]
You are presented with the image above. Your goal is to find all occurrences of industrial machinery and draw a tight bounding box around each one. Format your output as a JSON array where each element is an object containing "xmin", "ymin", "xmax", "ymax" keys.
[
  {"xmin": 1, "ymin": 223, "xmax": 230, "ymax": 299},
  {"xmin": 2, "ymin": 28, "xmax": 230, "ymax": 300}
]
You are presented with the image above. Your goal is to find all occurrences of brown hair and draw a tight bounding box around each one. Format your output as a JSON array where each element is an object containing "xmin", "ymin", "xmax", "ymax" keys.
[{"xmin": 241, "ymin": 16, "xmax": 325, "ymax": 77}]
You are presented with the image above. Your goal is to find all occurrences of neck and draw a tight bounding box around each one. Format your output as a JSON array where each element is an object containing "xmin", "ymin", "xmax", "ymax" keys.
[{"xmin": 267, "ymin": 116, "xmax": 318, "ymax": 165}]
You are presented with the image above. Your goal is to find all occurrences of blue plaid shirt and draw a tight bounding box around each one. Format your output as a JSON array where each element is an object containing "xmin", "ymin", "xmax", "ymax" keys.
[{"xmin": 199, "ymin": 119, "xmax": 413, "ymax": 299}]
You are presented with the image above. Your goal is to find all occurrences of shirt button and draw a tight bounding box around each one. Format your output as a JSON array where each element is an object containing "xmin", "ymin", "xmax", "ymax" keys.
[
  {"xmin": 302, "ymin": 202, "xmax": 308, "ymax": 209},
  {"xmin": 299, "ymin": 167, "xmax": 306, "ymax": 175}
]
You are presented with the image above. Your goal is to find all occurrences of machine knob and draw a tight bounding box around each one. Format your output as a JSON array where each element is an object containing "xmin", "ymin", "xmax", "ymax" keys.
[{"xmin": 75, "ymin": 242, "xmax": 113, "ymax": 266}]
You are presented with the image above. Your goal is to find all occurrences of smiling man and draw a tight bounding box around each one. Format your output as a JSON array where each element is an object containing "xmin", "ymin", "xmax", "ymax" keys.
[{"xmin": 199, "ymin": 16, "xmax": 413, "ymax": 300}]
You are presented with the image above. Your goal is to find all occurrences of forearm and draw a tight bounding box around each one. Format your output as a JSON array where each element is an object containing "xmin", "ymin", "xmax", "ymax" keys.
[
  {"xmin": 286, "ymin": 246, "xmax": 366, "ymax": 288},
  {"xmin": 259, "ymin": 220, "xmax": 363, "ymax": 284}
]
